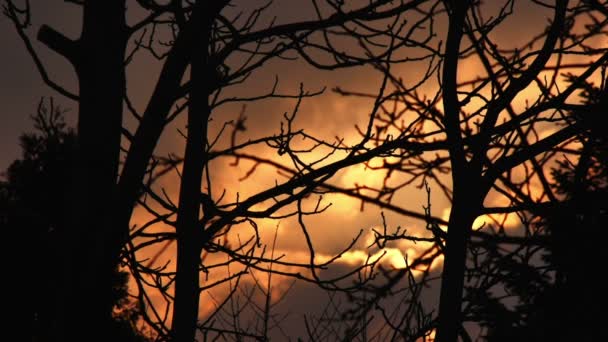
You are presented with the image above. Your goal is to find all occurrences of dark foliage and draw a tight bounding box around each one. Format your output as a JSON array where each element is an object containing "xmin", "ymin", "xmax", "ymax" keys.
[
  {"xmin": 478, "ymin": 83, "xmax": 608, "ymax": 341},
  {"xmin": 0, "ymin": 101, "xmax": 149, "ymax": 342}
]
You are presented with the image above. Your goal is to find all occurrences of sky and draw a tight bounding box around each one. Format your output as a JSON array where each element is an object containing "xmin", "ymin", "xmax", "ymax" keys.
[
  {"xmin": 2, "ymin": 1, "xmax": 606, "ymax": 340},
  {"xmin": 0, "ymin": 0, "xmax": 561, "ymax": 170},
  {"xmin": 0, "ymin": 2, "xmax": 442, "ymax": 338},
  {"xmin": 1, "ymin": 1, "xmax": 81, "ymax": 170}
]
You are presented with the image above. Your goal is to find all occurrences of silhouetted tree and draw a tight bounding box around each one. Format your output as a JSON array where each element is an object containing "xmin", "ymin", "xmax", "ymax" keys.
[
  {"xmin": 4, "ymin": 1, "xmax": 435, "ymax": 340},
  {"xmin": 5, "ymin": 0, "xmax": 607, "ymax": 340},
  {"xmin": 0, "ymin": 100, "xmax": 150, "ymax": 341},
  {"xmin": 473, "ymin": 80, "xmax": 608, "ymax": 341},
  {"xmin": 1, "ymin": 100, "xmax": 74, "ymax": 341},
  {"xmin": 304, "ymin": 1, "xmax": 608, "ymax": 340}
]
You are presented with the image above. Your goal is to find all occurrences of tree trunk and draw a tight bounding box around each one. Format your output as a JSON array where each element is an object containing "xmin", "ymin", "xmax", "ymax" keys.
[
  {"xmin": 171, "ymin": 3, "xmax": 213, "ymax": 341},
  {"xmin": 435, "ymin": 1, "xmax": 473, "ymax": 340},
  {"xmin": 55, "ymin": 1, "xmax": 127, "ymax": 340},
  {"xmin": 116, "ymin": 13, "xmax": 193, "ymax": 231},
  {"xmin": 435, "ymin": 196, "xmax": 478, "ymax": 341}
]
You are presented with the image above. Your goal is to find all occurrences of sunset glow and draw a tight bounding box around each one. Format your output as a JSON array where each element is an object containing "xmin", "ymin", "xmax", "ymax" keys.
[{"xmin": 4, "ymin": 0, "xmax": 606, "ymax": 340}]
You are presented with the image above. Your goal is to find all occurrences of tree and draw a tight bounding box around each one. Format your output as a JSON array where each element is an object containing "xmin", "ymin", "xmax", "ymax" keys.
[
  {"xmin": 474, "ymin": 79, "xmax": 608, "ymax": 341},
  {"xmin": 302, "ymin": 0, "xmax": 607, "ymax": 340},
  {"xmin": 0, "ymin": 100, "xmax": 150, "ymax": 341},
  {"xmin": 4, "ymin": 1, "xmax": 435, "ymax": 340},
  {"xmin": 1, "ymin": 100, "xmax": 75, "ymax": 341},
  {"xmin": 6, "ymin": 0, "xmax": 607, "ymax": 341}
]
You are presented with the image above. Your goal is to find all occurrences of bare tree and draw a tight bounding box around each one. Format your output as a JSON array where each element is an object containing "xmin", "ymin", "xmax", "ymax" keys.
[
  {"xmin": 321, "ymin": 0, "xmax": 608, "ymax": 340},
  {"xmin": 6, "ymin": 0, "xmax": 606, "ymax": 340},
  {"xmin": 4, "ymin": 0, "xmax": 439, "ymax": 341}
]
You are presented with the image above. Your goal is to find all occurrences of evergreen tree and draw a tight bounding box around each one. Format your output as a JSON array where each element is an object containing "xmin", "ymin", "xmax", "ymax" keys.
[
  {"xmin": 0, "ymin": 100, "xmax": 149, "ymax": 341},
  {"xmin": 478, "ymin": 82, "xmax": 608, "ymax": 341}
]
